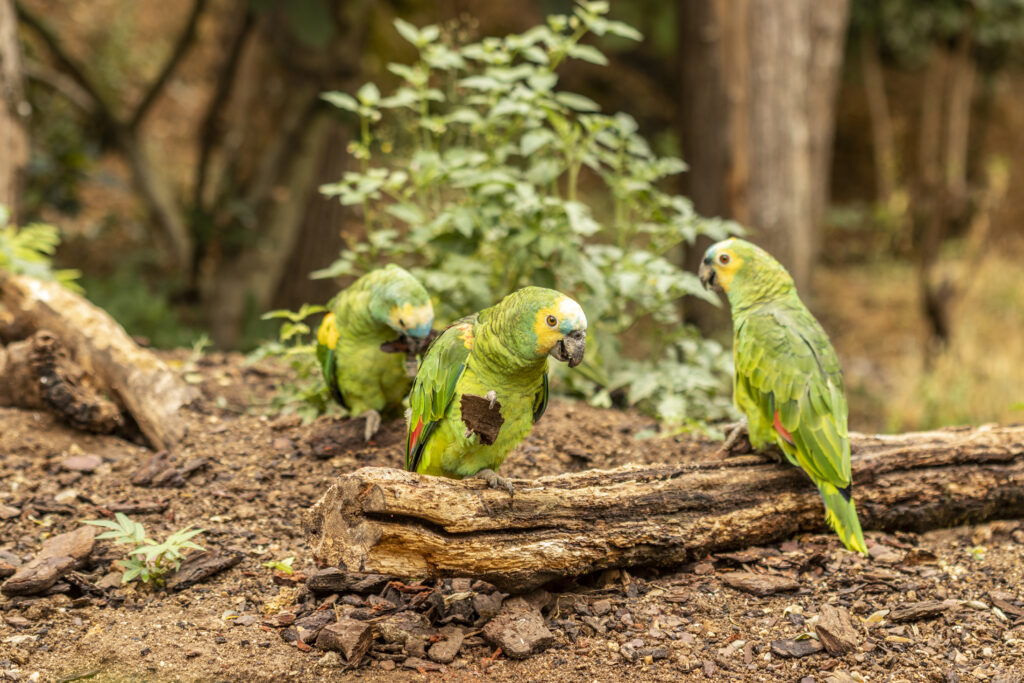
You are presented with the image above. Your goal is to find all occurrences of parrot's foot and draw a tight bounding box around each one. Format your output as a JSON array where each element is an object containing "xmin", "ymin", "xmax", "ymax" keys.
[
  {"xmin": 717, "ymin": 418, "xmax": 752, "ymax": 457},
  {"xmin": 474, "ymin": 468, "xmax": 515, "ymax": 497},
  {"xmin": 484, "ymin": 390, "xmax": 498, "ymax": 409},
  {"xmin": 359, "ymin": 409, "xmax": 382, "ymax": 442}
]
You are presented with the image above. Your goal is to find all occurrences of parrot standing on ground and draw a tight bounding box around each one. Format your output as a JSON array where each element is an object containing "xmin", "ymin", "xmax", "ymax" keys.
[
  {"xmin": 316, "ymin": 264, "xmax": 434, "ymax": 441},
  {"xmin": 405, "ymin": 286, "xmax": 587, "ymax": 494},
  {"xmin": 698, "ymin": 238, "xmax": 868, "ymax": 555}
]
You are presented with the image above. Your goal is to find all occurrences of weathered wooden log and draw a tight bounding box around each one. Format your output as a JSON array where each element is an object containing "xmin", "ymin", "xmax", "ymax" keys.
[
  {"xmin": 0, "ymin": 330, "xmax": 124, "ymax": 434},
  {"xmin": 304, "ymin": 425, "xmax": 1024, "ymax": 591},
  {"xmin": 0, "ymin": 272, "xmax": 197, "ymax": 450}
]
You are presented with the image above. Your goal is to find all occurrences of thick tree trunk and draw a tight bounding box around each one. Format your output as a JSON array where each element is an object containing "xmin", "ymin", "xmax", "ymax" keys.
[
  {"xmin": 0, "ymin": 0, "xmax": 29, "ymax": 217},
  {"xmin": 678, "ymin": 0, "xmax": 850, "ymax": 294},
  {"xmin": 860, "ymin": 33, "xmax": 897, "ymax": 205},
  {"xmin": 0, "ymin": 273, "xmax": 197, "ymax": 450},
  {"xmin": 305, "ymin": 425, "xmax": 1024, "ymax": 591}
]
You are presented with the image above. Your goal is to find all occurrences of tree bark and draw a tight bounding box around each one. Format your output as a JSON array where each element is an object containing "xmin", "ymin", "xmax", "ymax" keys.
[
  {"xmin": 305, "ymin": 425, "xmax": 1024, "ymax": 591},
  {"xmin": 0, "ymin": 0, "xmax": 29, "ymax": 218},
  {"xmin": 0, "ymin": 330, "xmax": 123, "ymax": 434},
  {"xmin": 0, "ymin": 272, "xmax": 197, "ymax": 450},
  {"xmin": 678, "ymin": 0, "xmax": 850, "ymax": 294}
]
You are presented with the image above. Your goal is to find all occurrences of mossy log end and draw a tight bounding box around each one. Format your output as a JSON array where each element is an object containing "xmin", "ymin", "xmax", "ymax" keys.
[{"xmin": 304, "ymin": 425, "xmax": 1024, "ymax": 591}]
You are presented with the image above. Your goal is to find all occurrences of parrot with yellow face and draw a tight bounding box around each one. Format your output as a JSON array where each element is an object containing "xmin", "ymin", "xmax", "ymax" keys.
[
  {"xmin": 699, "ymin": 238, "xmax": 868, "ymax": 555},
  {"xmin": 405, "ymin": 286, "xmax": 587, "ymax": 495},
  {"xmin": 316, "ymin": 264, "xmax": 434, "ymax": 440}
]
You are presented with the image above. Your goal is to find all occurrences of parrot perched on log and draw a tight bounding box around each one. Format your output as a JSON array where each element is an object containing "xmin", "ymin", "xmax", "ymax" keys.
[
  {"xmin": 316, "ymin": 264, "xmax": 434, "ymax": 440},
  {"xmin": 405, "ymin": 286, "xmax": 587, "ymax": 495},
  {"xmin": 698, "ymin": 238, "xmax": 868, "ymax": 555}
]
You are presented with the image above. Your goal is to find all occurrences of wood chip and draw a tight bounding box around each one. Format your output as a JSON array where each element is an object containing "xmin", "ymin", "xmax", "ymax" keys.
[
  {"xmin": 770, "ymin": 638, "xmax": 823, "ymax": 658},
  {"xmin": 721, "ymin": 571, "xmax": 800, "ymax": 596},
  {"xmin": 888, "ymin": 600, "xmax": 949, "ymax": 623},
  {"xmin": 460, "ymin": 394, "xmax": 504, "ymax": 445},
  {"xmin": 815, "ymin": 604, "xmax": 860, "ymax": 655},
  {"xmin": 166, "ymin": 551, "xmax": 242, "ymax": 591}
]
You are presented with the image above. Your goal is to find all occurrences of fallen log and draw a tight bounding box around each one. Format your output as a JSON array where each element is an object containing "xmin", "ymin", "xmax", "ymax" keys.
[
  {"xmin": 0, "ymin": 330, "xmax": 123, "ymax": 434},
  {"xmin": 304, "ymin": 425, "xmax": 1024, "ymax": 591},
  {"xmin": 0, "ymin": 272, "xmax": 197, "ymax": 450}
]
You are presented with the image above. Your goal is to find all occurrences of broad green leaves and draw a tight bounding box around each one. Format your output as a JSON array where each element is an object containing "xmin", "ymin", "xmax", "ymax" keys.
[{"xmin": 312, "ymin": 3, "xmax": 740, "ymax": 427}]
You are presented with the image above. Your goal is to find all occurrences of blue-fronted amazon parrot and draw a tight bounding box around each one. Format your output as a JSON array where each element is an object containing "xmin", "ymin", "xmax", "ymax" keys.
[
  {"xmin": 699, "ymin": 238, "xmax": 868, "ymax": 555},
  {"xmin": 405, "ymin": 286, "xmax": 587, "ymax": 494},
  {"xmin": 316, "ymin": 264, "xmax": 434, "ymax": 440}
]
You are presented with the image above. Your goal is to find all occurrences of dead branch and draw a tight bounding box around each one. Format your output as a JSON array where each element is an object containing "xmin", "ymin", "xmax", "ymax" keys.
[
  {"xmin": 0, "ymin": 273, "xmax": 197, "ymax": 450},
  {"xmin": 304, "ymin": 425, "xmax": 1024, "ymax": 591}
]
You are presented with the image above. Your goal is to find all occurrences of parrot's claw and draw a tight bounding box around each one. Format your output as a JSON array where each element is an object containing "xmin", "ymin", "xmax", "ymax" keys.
[
  {"xmin": 474, "ymin": 468, "xmax": 515, "ymax": 498},
  {"xmin": 360, "ymin": 409, "xmax": 382, "ymax": 442},
  {"xmin": 485, "ymin": 390, "xmax": 498, "ymax": 409},
  {"xmin": 717, "ymin": 418, "xmax": 752, "ymax": 457}
]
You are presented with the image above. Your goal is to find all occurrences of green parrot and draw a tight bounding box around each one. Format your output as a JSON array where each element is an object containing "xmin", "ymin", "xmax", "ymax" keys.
[
  {"xmin": 698, "ymin": 238, "xmax": 868, "ymax": 555},
  {"xmin": 316, "ymin": 264, "xmax": 434, "ymax": 440},
  {"xmin": 405, "ymin": 286, "xmax": 587, "ymax": 494}
]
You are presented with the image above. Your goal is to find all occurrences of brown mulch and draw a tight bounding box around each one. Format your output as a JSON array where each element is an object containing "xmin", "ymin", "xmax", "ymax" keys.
[{"xmin": 0, "ymin": 352, "xmax": 1022, "ymax": 681}]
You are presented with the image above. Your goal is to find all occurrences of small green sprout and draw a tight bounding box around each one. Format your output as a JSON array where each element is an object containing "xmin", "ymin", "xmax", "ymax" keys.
[{"xmin": 84, "ymin": 512, "xmax": 205, "ymax": 585}]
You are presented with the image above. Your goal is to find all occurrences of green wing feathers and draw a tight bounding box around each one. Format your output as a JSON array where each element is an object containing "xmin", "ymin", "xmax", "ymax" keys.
[
  {"xmin": 405, "ymin": 316, "xmax": 475, "ymax": 472},
  {"xmin": 816, "ymin": 479, "xmax": 868, "ymax": 556},
  {"xmin": 736, "ymin": 307, "xmax": 867, "ymax": 555}
]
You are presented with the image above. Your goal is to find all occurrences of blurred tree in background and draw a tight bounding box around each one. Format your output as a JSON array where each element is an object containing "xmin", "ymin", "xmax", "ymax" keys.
[{"xmin": 6, "ymin": 0, "xmax": 1024, "ymax": 430}]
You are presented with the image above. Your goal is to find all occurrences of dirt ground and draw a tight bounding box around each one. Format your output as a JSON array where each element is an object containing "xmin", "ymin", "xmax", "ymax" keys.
[{"xmin": 1, "ymin": 352, "xmax": 1023, "ymax": 682}]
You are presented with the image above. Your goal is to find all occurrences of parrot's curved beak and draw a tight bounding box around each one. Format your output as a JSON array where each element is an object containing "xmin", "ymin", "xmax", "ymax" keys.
[
  {"xmin": 550, "ymin": 329, "xmax": 586, "ymax": 368},
  {"xmin": 698, "ymin": 260, "xmax": 718, "ymax": 292}
]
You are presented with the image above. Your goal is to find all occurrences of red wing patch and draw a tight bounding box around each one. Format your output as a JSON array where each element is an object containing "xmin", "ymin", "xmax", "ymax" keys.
[
  {"xmin": 409, "ymin": 418, "xmax": 424, "ymax": 452},
  {"xmin": 773, "ymin": 411, "xmax": 795, "ymax": 445}
]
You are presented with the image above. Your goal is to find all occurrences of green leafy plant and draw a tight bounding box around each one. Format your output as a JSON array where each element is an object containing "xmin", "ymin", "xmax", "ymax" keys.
[
  {"xmin": 262, "ymin": 556, "xmax": 296, "ymax": 575},
  {"xmin": 314, "ymin": 3, "xmax": 739, "ymax": 428},
  {"xmin": 248, "ymin": 303, "xmax": 339, "ymax": 422},
  {"xmin": 84, "ymin": 513, "xmax": 205, "ymax": 586},
  {"xmin": 0, "ymin": 205, "xmax": 81, "ymax": 290}
]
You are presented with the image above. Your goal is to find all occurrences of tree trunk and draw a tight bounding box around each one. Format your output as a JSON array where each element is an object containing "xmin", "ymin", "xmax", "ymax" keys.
[
  {"xmin": 678, "ymin": 0, "xmax": 850, "ymax": 294},
  {"xmin": 270, "ymin": 122, "xmax": 349, "ymax": 312},
  {"xmin": 305, "ymin": 425, "xmax": 1024, "ymax": 591},
  {"xmin": 860, "ymin": 32, "xmax": 897, "ymax": 205},
  {"xmin": 0, "ymin": 0, "xmax": 29, "ymax": 218}
]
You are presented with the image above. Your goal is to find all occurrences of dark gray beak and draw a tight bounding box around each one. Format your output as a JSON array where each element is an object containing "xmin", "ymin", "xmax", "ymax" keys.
[
  {"xmin": 698, "ymin": 260, "xmax": 718, "ymax": 292},
  {"xmin": 550, "ymin": 329, "xmax": 586, "ymax": 368}
]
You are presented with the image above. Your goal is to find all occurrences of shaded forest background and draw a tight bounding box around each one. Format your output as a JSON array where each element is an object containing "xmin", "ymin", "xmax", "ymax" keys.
[{"xmin": 2, "ymin": 0, "xmax": 1023, "ymax": 433}]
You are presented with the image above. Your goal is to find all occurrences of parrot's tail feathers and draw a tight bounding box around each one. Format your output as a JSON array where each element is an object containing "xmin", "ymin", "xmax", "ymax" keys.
[{"xmin": 817, "ymin": 481, "xmax": 869, "ymax": 556}]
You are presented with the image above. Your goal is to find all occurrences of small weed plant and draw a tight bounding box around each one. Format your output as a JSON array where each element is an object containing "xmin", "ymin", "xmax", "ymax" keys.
[
  {"xmin": 84, "ymin": 513, "xmax": 205, "ymax": 586},
  {"xmin": 0, "ymin": 205, "xmax": 81, "ymax": 290}
]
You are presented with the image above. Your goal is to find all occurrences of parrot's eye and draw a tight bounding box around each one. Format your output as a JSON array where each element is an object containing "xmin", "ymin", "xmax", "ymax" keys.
[
  {"xmin": 718, "ymin": 252, "xmax": 731, "ymax": 266},
  {"xmin": 398, "ymin": 318, "xmax": 405, "ymax": 326},
  {"xmin": 546, "ymin": 315, "xmax": 558, "ymax": 328}
]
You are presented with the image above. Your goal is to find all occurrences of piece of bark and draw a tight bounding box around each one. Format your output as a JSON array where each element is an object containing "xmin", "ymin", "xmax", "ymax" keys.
[
  {"xmin": 304, "ymin": 425, "xmax": 1024, "ymax": 591},
  {"xmin": 165, "ymin": 550, "xmax": 242, "ymax": 591},
  {"xmin": 0, "ymin": 273, "xmax": 197, "ymax": 450},
  {"xmin": 770, "ymin": 638, "xmax": 823, "ymax": 658},
  {"xmin": 721, "ymin": 572, "xmax": 800, "ymax": 596},
  {"xmin": 427, "ymin": 628, "xmax": 464, "ymax": 664},
  {"xmin": 315, "ymin": 618, "xmax": 372, "ymax": 663},
  {"xmin": 1, "ymin": 524, "xmax": 97, "ymax": 594},
  {"xmin": 815, "ymin": 604, "xmax": 859, "ymax": 655},
  {"xmin": 0, "ymin": 331, "xmax": 123, "ymax": 434},
  {"xmin": 460, "ymin": 394, "xmax": 504, "ymax": 445},
  {"xmin": 482, "ymin": 601, "xmax": 553, "ymax": 659},
  {"xmin": 0, "ymin": 556, "xmax": 75, "ymax": 596},
  {"xmin": 888, "ymin": 600, "xmax": 950, "ymax": 623}
]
